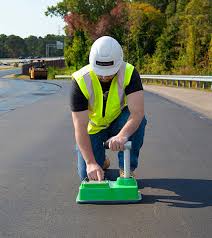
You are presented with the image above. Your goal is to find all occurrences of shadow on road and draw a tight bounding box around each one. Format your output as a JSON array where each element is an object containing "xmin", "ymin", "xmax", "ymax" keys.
[
  {"xmin": 139, "ymin": 178, "xmax": 212, "ymax": 208},
  {"xmin": 105, "ymin": 170, "xmax": 212, "ymax": 208}
]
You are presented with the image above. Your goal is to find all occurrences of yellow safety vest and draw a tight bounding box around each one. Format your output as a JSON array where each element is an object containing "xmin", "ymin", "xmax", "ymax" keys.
[{"xmin": 72, "ymin": 62, "xmax": 134, "ymax": 134}]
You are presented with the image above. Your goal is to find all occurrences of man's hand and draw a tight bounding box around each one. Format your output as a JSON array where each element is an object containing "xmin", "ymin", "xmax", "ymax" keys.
[
  {"xmin": 86, "ymin": 162, "xmax": 104, "ymax": 181},
  {"xmin": 107, "ymin": 91, "xmax": 144, "ymax": 152},
  {"xmin": 108, "ymin": 135, "xmax": 128, "ymax": 151}
]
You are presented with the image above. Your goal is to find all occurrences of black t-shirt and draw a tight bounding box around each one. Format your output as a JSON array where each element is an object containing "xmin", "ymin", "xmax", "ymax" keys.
[{"xmin": 70, "ymin": 68, "xmax": 143, "ymax": 112}]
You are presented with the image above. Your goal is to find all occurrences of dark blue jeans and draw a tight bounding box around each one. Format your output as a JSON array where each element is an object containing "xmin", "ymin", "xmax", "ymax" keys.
[{"xmin": 76, "ymin": 107, "xmax": 147, "ymax": 180}]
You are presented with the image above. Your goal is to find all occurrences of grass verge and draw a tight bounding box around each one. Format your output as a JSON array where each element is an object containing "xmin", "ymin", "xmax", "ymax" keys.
[{"xmin": 47, "ymin": 67, "xmax": 76, "ymax": 80}]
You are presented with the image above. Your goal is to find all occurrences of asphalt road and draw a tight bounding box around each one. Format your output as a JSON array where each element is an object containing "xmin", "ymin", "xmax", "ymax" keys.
[
  {"xmin": 0, "ymin": 81, "xmax": 212, "ymax": 238},
  {"xmin": 0, "ymin": 70, "xmax": 61, "ymax": 114},
  {"xmin": 0, "ymin": 68, "xmax": 21, "ymax": 78}
]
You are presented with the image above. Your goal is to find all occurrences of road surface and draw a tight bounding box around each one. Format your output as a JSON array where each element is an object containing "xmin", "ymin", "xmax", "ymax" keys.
[
  {"xmin": 0, "ymin": 69, "xmax": 21, "ymax": 78},
  {"xmin": 0, "ymin": 70, "xmax": 61, "ymax": 115},
  {"xmin": 144, "ymin": 85, "xmax": 212, "ymax": 119},
  {"xmin": 0, "ymin": 79, "xmax": 212, "ymax": 238}
]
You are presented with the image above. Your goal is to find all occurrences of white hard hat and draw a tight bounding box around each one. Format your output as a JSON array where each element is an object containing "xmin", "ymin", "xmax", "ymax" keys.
[{"xmin": 89, "ymin": 36, "xmax": 124, "ymax": 76}]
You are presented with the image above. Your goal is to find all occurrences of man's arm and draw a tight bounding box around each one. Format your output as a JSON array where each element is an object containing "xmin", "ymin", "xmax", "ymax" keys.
[
  {"xmin": 72, "ymin": 110, "xmax": 95, "ymax": 163},
  {"xmin": 108, "ymin": 90, "xmax": 144, "ymax": 151},
  {"xmin": 72, "ymin": 110, "xmax": 104, "ymax": 180}
]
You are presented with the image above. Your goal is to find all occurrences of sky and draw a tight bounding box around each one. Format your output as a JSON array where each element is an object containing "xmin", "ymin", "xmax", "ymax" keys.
[{"xmin": 0, "ymin": 0, "xmax": 65, "ymax": 38}]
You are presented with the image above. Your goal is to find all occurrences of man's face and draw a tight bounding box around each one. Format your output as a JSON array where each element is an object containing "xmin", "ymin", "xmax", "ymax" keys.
[{"xmin": 97, "ymin": 74, "xmax": 115, "ymax": 83}]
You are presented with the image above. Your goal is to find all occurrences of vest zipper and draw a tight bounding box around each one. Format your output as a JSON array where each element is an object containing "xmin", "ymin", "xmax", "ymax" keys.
[{"xmin": 102, "ymin": 96, "xmax": 107, "ymax": 117}]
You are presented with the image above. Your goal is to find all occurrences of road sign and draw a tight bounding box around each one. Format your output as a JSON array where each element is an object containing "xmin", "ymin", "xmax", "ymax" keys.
[{"xmin": 56, "ymin": 41, "xmax": 64, "ymax": 50}]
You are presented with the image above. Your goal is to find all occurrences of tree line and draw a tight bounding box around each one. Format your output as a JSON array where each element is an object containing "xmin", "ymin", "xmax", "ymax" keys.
[
  {"xmin": 0, "ymin": 34, "xmax": 65, "ymax": 59},
  {"xmin": 46, "ymin": 0, "xmax": 212, "ymax": 75}
]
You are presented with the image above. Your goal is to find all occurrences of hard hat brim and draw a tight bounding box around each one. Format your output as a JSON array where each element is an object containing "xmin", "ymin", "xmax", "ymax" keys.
[{"xmin": 91, "ymin": 63, "xmax": 121, "ymax": 77}]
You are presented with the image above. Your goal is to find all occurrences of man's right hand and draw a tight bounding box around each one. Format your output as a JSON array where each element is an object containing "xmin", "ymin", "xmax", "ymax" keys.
[{"xmin": 86, "ymin": 162, "xmax": 104, "ymax": 181}]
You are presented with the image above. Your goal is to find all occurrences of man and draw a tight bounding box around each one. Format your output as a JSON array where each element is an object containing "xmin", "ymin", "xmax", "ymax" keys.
[{"xmin": 70, "ymin": 36, "xmax": 147, "ymax": 181}]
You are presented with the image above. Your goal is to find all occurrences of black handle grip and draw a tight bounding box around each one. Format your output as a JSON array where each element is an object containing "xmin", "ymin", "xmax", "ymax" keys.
[
  {"xmin": 103, "ymin": 141, "xmax": 132, "ymax": 150},
  {"xmin": 103, "ymin": 141, "xmax": 109, "ymax": 149}
]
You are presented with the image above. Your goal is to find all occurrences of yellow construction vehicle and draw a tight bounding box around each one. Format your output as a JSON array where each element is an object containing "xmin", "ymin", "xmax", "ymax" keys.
[{"xmin": 29, "ymin": 60, "xmax": 47, "ymax": 79}]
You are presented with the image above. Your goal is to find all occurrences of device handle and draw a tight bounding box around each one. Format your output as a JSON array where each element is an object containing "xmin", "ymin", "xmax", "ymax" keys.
[
  {"xmin": 103, "ymin": 141, "xmax": 132, "ymax": 150},
  {"xmin": 103, "ymin": 141, "xmax": 132, "ymax": 178}
]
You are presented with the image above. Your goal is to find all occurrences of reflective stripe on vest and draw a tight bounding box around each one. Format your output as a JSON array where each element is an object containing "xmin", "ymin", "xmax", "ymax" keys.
[
  {"xmin": 117, "ymin": 62, "xmax": 126, "ymax": 109},
  {"xmin": 72, "ymin": 62, "xmax": 134, "ymax": 134}
]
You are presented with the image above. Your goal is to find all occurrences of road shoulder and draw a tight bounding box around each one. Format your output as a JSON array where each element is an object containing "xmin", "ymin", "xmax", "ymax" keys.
[{"xmin": 144, "ymin": 85, "xmax": 212, "ymax": 119}]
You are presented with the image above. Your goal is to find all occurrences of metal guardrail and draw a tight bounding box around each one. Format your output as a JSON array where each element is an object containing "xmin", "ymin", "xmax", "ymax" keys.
[
  {"xmin": 141, "ymin": 75, "xmax": 212, "ymax": 82},
  {"xmin": 55, "ymin": 75, "xmax": 71, "ymax": 79},
  {"xmin": 141, "ymin": 75, "xmax": 212, "ymax": 90},
  {"xmin": 55, "ymin": 74, "xmax": 212, "ymax": 89},
  {"xmin": 55, "ymin": 74, "xmax": 212, "ymax": 81}
]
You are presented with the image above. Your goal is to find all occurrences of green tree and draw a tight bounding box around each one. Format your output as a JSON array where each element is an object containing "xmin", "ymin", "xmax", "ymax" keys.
[
  {"xmin": 176, "ymin": 0, "xmax": 211, "ymax": 71},
  {"xmin": 4, "ymin": 35, "xmax": 27, "ymax": 58},
  {"xmin": 45, "ymin": 0, "xmax": 68, "ymax": 17},
  {"xmin": 64, "ymin": 31, "xmax": 91, "ymax": 69},
  {"xmin": 25, "ymin": 36, "xmax": 38, "ymax": 57},
  {"xmin": 0, "ymin": 34, "xmax": 8, "ymax": 58},
  {"xmin": 126, "ymin": 2, "xmax": 164, "ymax": 70},
  {"xmin": 128, "ymin": 0, "xmax": 170, "ymax": 12},
  {"xmin": 150, "ymin": 0, "xmax": 184, "ymax": 73},
  {"xmin": 176, "ymin": 0, "xmax": 189, "ymax": 13},
  {"xmin": 0, "ymin": 34, "xmax": 65, "ymax": 58},
  {"xmin": 46, "ymin": 0, "xmax": 212, "ymax": 75},
  {"xmin": 148, "ymin": 15, "xmax": 180, "ymax": 74},
  {"xmin": 47, "ymin": 0, "xmax": 127, "ymax": 68},
  {"xmin": 208, "ymin": 36, "xmax": 212, "ymax": 72},
  {"xmin": 46, "ymin": 0, "xmax": 116, "ymax": 22}
]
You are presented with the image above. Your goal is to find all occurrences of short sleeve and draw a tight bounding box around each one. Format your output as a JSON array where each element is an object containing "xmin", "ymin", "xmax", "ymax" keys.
[
  {"xmin": 125, "ymin": 68, "xmax": 143, "ymax": 95},
  {"xmin": 70, "ymin": 79, "xmax": 88, "ymax": 111}
]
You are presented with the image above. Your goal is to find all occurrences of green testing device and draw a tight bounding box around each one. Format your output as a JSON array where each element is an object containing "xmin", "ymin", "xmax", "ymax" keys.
[{"xmin": 76, "ymin": 141, "xmax": 142, "ymax": 204}]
